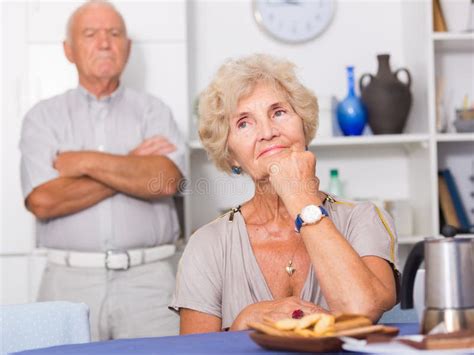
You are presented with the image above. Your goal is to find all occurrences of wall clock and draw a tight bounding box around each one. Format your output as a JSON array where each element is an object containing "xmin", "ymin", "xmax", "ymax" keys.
[{"xmin": 253, "ymin": 0, "xmax": 336, "ymax": 44}]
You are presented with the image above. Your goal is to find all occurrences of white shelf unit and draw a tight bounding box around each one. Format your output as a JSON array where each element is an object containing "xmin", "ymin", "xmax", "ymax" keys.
[
  {"xmin": 405, "ymin": 1, "xmax": 474, "ymax": 237},
  {"xmin": 429, "ymin": 3, "xmax": 474, "ymax": 236},
  {"xmin": 190, "ymin": 134, "xmax": 430, "ymax": 149},
  {"xmin": 309, "ymin": 134, "xmax": 430, "ymax": 148},
  {"xmin": 435, "ymin": 133, "xmax": 474, "ymax": 142},
  {"xmin": 432, "ymin": 32, "xmax": 474, "ymax": 41},
  {"xmin": 432, "ymin": 33, "xmax": 474, "ymax": 51}
]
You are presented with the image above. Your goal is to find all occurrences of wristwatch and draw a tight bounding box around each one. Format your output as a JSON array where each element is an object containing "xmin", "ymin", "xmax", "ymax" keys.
[{"xmin": 294, "ymin": 205, "xmax": 329, "ymax": 233}]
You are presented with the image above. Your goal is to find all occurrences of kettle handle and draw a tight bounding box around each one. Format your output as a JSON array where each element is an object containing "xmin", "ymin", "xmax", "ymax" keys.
[{"xmin": 400, "ymin": 241, "xmax": 424, "ymax": 309}]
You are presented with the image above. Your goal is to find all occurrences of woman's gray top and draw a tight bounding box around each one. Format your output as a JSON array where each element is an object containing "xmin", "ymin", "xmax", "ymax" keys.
[{"xmin": 170, "ymin": 197, "xmax": 399, "ymax": 329}]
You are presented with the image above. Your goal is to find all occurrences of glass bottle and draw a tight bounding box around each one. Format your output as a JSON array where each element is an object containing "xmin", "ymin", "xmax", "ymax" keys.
[{"xmin": 328, "ymin": 169, "xmax": 343, "ymax": 197}]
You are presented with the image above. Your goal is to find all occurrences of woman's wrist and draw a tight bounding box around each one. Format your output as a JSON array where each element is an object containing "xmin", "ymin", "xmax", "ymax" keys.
[
  {"xmin": 231, "ymin": 301, "xmax": 270, "ymax": 331},
  {"xmin": 285, "ymin": 194, "xmax": 323, "ymax": 219},
  {"xmin": 230, "ymin": 304, "xmax": 257, "ymax": 331}
]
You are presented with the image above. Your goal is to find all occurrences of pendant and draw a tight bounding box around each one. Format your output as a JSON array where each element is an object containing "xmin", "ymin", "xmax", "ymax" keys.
[{"xmin": 285, "ymin": 260, "xmax": 296, "ymax": 276}]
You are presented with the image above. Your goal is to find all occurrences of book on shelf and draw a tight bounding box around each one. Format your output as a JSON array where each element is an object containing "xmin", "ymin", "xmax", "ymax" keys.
[
  {"xmin": 439, "ymin": 169, "xmax": 472, "ymax": 232},
  {"xmin": 438, "ymin": 173, "xmax": 460, "ymax": 229},
  {"xmin": 439, "ymin": 201, "xmax": 446, "ymax": 230},
  {"xmin": 433, "ymin": 0, "xmax": 447, "ymax": 32}
]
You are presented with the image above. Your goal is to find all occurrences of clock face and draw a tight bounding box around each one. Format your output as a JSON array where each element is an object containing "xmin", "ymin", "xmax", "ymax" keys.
[{"xmin": 253, "ymin": 0, "xmax": 336, "ymax": 44}]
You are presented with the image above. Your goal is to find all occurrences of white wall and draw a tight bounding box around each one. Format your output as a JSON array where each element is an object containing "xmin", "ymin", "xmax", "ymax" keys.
[{"xmin": 188, "ymin": 0, "xmax": 407, "ymax": 140}]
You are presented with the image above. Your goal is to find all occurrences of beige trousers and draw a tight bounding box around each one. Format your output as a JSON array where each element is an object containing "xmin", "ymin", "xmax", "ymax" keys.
[{"xmin": 37, "ymin": 256, "xmax": 179, "ymax": 341}]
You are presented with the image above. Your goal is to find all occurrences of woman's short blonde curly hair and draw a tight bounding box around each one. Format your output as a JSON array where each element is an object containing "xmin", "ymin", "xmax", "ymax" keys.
[{"xmin": 198, "ymin": 53, "xmax": 319, "ymax": 173}]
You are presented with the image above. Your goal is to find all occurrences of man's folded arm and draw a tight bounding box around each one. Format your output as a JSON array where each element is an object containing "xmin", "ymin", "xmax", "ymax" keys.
[
  {"xmin": 81, "ymin": 152, "xmax": 183, "ymax": 199},
  {"xmin": 26, "ymin": 176, "xmax": 115, "ymax": 220},
  {"xmin": 27, "ymin": 142, "xmax": 183, "ymax": 220}
]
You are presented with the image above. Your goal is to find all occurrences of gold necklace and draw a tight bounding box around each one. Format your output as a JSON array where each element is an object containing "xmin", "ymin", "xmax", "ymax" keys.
[
  {"xmin": 286, "ymin": 261, "xmax": 296, "ymax": 276},
  {"xmin": 285, "ymin": 241, "xmax": 303, "ymax": 276}
]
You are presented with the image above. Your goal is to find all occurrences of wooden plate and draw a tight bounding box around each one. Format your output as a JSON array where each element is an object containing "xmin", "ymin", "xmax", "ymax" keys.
[{"xmin": 249, "ymin": 325, "xmax": 399, "ymax": 353}]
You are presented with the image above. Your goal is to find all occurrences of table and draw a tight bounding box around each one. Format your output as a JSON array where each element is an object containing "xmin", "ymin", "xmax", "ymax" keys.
[{"xmin": 15, "ymin": 323, "xmax": 418, "ymax": 355}]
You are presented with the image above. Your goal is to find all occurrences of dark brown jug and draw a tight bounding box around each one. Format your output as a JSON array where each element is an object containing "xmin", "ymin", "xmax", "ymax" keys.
[{"xmin": 359, "ymin": 54, "xmax": 412, "ymax": 134}]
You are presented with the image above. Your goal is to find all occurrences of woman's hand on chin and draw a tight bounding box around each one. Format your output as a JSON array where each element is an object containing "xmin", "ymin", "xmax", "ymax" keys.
[
  {"xmin": 229, "ymin": 296, "xmax": 328, "ymax": 331},
  {"xmin": 267, "ymin": 150, "xmax": 322, "ymax": 217}
]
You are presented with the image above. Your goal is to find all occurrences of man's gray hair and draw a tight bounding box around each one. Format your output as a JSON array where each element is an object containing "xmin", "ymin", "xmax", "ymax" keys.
[{"xmin": 65, "ymin": 0, "xmax": 127, "ymax": 44}]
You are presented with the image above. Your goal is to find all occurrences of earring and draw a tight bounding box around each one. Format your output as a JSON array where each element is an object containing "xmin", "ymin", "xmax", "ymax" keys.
[
  {"xmin": 231, "ymin": 166, "xmax": 242, "ymax": 175},
  {"xmin": 305, "ymin": 145, "xmax": 309, "ymax": 151}
]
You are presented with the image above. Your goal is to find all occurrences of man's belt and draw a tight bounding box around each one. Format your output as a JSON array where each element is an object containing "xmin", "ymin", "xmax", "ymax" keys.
[{"xmin": 46, "ymin": 244, "xmax": 176, "ymax": 270}]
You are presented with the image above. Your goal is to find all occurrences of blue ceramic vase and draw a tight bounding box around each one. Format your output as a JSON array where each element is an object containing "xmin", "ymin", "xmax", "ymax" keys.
[{"xmin": 336, "ymin": 66, "xmax": 367, "ymax": 136}]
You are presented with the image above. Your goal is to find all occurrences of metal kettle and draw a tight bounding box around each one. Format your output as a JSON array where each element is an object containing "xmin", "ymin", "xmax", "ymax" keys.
[{"xmin": 401, "ymin": 230, "xmax": 474, "ymax": 334}]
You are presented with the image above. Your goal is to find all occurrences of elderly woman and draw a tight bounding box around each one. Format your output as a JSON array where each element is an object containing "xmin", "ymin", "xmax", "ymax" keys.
[{"xmin": 170, "ymin": 54, "xmax": 399, "ymax": 334}]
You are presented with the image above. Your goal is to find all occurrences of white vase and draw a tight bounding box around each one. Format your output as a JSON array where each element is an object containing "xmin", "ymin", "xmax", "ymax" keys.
[{"xmin": 439, "ymin": 0, "xmax": 472, "ymax": 32}]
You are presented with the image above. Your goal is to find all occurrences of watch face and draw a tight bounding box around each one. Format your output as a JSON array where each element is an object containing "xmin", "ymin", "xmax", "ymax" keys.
[
  {"xmin": 301, "ymin": 205, "xmax": 322, "ymax": 223},
  {"xmin": 253, "ymin": 0, "xmax": 336, "ymax": 44}
]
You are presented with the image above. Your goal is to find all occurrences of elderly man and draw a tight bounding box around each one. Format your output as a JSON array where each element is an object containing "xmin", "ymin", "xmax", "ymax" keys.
[{"xmin": 19, "ymin": 1, "xmax": 185, "ymax": 340}]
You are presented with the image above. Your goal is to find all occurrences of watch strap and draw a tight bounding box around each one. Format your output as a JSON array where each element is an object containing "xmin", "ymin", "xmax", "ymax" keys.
[{"xmin": 294, "ymin": 205, "xmax": 328, "ymax": 233}]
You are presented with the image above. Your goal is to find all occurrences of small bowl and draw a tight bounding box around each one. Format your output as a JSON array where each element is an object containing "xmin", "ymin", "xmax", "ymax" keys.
[{"xmin": 453, "ymin": 118, "xmax": 474, "ymax": 133}]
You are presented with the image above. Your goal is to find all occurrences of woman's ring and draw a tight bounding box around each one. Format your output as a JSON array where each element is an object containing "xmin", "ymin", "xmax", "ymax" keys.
[{"xmin": 291, "ymin": 309, "xmax": 304, "ymax": 319}]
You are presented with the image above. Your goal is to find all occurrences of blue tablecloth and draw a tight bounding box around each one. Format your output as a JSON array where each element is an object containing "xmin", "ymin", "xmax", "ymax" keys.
[{"xmin": 15, "ymin": 323, "xmax": 418, "ymax": 355}]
